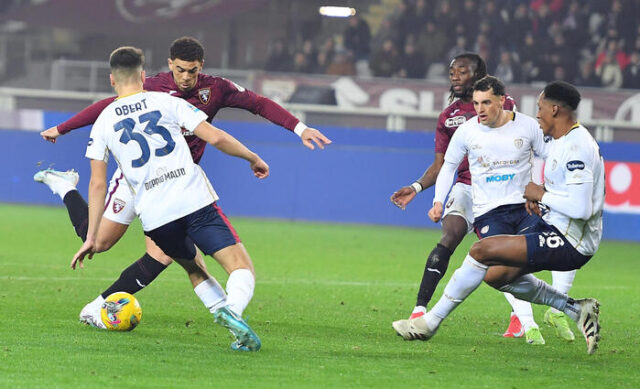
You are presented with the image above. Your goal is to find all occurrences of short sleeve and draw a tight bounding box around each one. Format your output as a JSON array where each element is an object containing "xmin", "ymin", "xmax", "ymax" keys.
[
  {"xmin": 85, "ymin": 116, "xmax": 109, "ymax": 162},
  {"xmin": 172, "ymin": 96, "xmax": 209, "ymax": 131}
]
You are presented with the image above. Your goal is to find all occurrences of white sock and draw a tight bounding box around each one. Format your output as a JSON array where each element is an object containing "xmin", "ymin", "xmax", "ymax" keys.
[
  {"xmin": 498, "ymin": 274, "xmax": 570, "ymax": 314},
  {"xmin": 412, "ymin": 306, "xmax": 427, "ymax": 315},
  {"xmin": 427, "ymin": 254, "xmax": 488, "ymax": 329},
  {"xmin": 86, "ymin": 294, "xmax": 105, "ymax": 312},
  {"xmin": 503, "ymin": 293, "xmax": 537, "ymax": 331},
  {"xmin": 225, "ymin": 269, "xmax": 255, "ymax": 316},
  {"xmin": 194, "ymin": 277, "xmax": 227, "ymax": 313},
  {"xmin": 550, "ymin": 270, "xmax": 576, "ymax": 313}
]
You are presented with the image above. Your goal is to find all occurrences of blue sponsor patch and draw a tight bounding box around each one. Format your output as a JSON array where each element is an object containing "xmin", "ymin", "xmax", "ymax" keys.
[{"xmin": 566, "ymin": 160, "xmax": 585, "ymax": 171}]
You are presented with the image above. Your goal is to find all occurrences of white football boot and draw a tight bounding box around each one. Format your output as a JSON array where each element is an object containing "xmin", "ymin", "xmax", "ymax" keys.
[
  {"xmin": 33, "ymin": 168, "xmax": 79, "ymax": 196},
  {"xmin": 392, "ymin": 314, "xmax": 438, "ymax": 341},
  {"xmin": 79, "ymin": 295, "xmax": 106, "ymax": 330}
]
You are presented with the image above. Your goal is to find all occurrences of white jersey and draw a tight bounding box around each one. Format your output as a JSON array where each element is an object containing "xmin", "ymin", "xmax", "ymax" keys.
[
  {"xmin": 542, "ymin": 124, "xmax": 604, "ymax": 255},
  {"xmin": 443, "ymin": 112, "xmax": 548, "ymax": 218},
  {"xmin": 86, "ymin": 91, "xmax": 218, "ymax": 231}
]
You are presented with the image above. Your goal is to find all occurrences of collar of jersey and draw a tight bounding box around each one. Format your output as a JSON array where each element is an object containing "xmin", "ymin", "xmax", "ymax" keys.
[{"xmin": 115, "ymin": 90, "xmax": 146, "ymax": 100}]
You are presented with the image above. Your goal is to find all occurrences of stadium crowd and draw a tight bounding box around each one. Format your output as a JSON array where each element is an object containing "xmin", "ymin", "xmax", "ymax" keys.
[{"xmin": 263, "ymin": 0, "xmax": 640, "ymax": 90}]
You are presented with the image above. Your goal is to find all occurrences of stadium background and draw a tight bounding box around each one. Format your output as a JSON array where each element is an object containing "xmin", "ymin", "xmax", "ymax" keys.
[{"xmin": 0, "ymin": 0, "xmax": 638, "ymax": 241}]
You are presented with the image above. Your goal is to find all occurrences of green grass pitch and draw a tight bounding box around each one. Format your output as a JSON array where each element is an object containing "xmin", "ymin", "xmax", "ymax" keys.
[{"xmin": 1, "ymin": 203, "xmax": 639, "ymax": 388}]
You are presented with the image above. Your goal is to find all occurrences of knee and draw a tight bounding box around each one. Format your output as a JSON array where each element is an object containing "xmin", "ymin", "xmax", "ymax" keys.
[{"xmin": 469, "ymin": 240, "xmax": 491, "ymax": 264}]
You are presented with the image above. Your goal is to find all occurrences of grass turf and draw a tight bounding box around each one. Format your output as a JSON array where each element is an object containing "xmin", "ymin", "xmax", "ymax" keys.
[{"xmin": 1, "ymin": 203, "xmax": 639, "ymax": 388}]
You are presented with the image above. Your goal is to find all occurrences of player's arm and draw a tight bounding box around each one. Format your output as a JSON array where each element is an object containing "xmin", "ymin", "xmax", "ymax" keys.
[
  {"xmin": 193, "ymin": 121, "xmax": 269, "ymax": 179},
  {"xmin": 40, "ymin": 97, "xmax": 116, "ymax": 143},
  {"xmin": 428, "ymin": 126, "xmax": 467, "ymax": 222},
  {"xmin": 390, "ymin": 153, "xmax": 445, "ymax": 210},
  {"xmin": 72, "ymin": 159, "xmax": 108, "ymax": 269},
  {"xmin": 524, "ymin": 181, "xmax": 593, "ymax": 219},
  {"xmin": 219, "ymin": 79, "xmax": 331, "ymax": 150}
]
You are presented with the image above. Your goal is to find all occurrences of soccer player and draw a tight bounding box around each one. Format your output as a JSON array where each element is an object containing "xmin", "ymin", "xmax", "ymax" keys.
[
  {"xmin": 391, "ymin": 55, "xmax": 550, "ymax": 343},
  {"xmin": 392, "ymin": 75, "xmax": 552, "ymax": 343},
  {"xmin": 74, "ymin": 46, "xmax": 268, "ymax": 351},
  {"xmin": 392, "ymin": 81, "xmax": 603, "ymax": 354},
  {"xmin": 35, "ymin": 37, "xmax": 331, "ymax": 327}
]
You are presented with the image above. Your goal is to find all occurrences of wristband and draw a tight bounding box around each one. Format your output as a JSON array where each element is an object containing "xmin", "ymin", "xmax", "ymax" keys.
[
  {"xmin": 293, "ymin": 122, "xmax": 307, "ymax": 137},
  {"xmin": 411, "ymin": 182, "xmax": 423, "ymax": 193}
]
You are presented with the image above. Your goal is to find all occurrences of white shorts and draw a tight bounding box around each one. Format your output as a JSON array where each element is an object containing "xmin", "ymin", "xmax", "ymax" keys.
[
  {"xmin": 103, "ymin": 169, "xmax": 136, "ymax": 225},
  {"xmin": 442, "ymin": 182, "xmax": 474, "ymax": 233}
]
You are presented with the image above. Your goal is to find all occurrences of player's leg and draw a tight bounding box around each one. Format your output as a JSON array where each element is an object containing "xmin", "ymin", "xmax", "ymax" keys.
[
  {"xmin": 146, "ymin": 215, "xmax": 260, "ymax": 351},
  {"xmin": 544, "ymin": 270, "xmax": 577, "ymax": 341},
  {"xmin": 395, "ymin": 234, "xmax": 530, "ymax": 341},
  {"xmin": 190, "ymin": 203, "xmax": 255, "ymax": 317},
  {"xmin": 411, "ymin": 183, "xmax": 472, "ymax": 317}
]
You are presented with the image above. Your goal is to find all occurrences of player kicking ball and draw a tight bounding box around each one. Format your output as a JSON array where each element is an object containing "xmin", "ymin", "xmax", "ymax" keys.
[
  {"xmin": 72, "ymin": 46, "xmax": 267, "ymax": 351},
  {"xmin": 393, "ymin": 81, "xmax": 602, "ymax": 354}
]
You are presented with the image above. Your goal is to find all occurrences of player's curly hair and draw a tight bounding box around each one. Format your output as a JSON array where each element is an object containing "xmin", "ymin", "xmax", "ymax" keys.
[
  {"xmin": 543, "ymin": 81, "xmax": 581, "ymax": 111},
  {"xmin": 170, "ymin": 36, "xmax": 205, "ymax": 62},
  {"xmin": 448, "ymin": 53, "xmax": 488, "ymax": 103}
]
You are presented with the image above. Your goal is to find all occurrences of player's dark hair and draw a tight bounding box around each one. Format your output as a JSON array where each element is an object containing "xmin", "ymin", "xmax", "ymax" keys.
[
  {"xmin": 109, "ymin": 46, "xmax": 144, "ymax": 71},
  {"xmin": 473, "ymin": 75, "xmax": 505, "ymax": 96},
  {"xmin": 543, "ymin": 80, "xmax": 581, "ymax": 111},
  {"xmin": 170, "ymin": 36, "xmax": 205, "ymax": 62},
  {"xmin": 448, "ymin": 52, "xmax": 488, "ymax": 103}
]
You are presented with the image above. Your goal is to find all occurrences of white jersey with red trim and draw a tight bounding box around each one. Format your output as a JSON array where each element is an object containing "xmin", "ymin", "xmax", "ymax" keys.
[{"xmin": 86, "ymin": 91, "xmax": 217, "ymax": 231}]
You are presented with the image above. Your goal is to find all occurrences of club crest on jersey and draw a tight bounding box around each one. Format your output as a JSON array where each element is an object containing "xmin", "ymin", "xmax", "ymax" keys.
[
  {"xmin": 513, "ymin": 138, "xmax": 523, "ymax": 149},
  {"xmin": 112, "ymin": 198, "xmax": 126, "ymax": 214},
  {"xmin": 198, "ymin": 88, "xmax": 211, "ymax": 104},
  {"xmin": 566, "ymin": 160, "xmax": 585, "ymax": 171},
  {"xmin": 445, "ymin": 116, "xmax": 466, "ymax": 127}
]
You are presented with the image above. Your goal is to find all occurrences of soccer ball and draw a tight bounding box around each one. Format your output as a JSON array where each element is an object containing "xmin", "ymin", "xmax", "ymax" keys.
[{"xmin": 100, "ymin": 292, "xmax": 142, "ymax": 331}]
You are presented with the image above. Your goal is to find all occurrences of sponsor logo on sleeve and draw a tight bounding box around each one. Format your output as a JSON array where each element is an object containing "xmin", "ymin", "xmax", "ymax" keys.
[
  {"xmin": 87, "ymin": 138, "xmax": 93, "ymax": 146},
  {"xmin": 566, "ymin": 160, "xmax": 585, "ymax": 171}
]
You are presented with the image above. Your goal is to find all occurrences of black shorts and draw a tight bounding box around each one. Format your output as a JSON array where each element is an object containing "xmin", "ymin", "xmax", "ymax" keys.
[
  {"xmin": 524, "ymin": 219, "xmax": 591, "ymax": 272},
  {"xmin": 145, "ymin": 203, "xmax": 240, "ymax": 260}
]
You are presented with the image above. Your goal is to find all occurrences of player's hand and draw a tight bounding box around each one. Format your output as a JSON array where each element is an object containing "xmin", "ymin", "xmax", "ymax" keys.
[
  {"xmin": 523, "ymin": 182, "xmax": 545, "ymax": 202},
  {"xmin": 428, "ymin": 202, "xmax": 444, "ymax": 223},
  {"xmin": 390, "ymin": 186, "xmax": 417, "ymax": 210},
  {"xmin": 525, "ymin": 200, "xmax": 542, "ymax": 217},
  {"xmin": 250, "ymin": 157, "xmax": 269, "ymax": 179},
  {"xmin": 71, "ymin": 240, "xmax": 96, "ymax": 270},
  {"xmin": 41, "ymin": 126, "xmax": 61, "ymax": 143},
  {"xmin": 301, "ymin": 127, "xmax": 332, "ymax": 150}
]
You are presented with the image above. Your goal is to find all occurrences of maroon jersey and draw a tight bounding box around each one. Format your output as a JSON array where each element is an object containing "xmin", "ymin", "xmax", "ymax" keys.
[
  {"xmin": 58, "ymin": 72, "xmax": 300, "ymax": 163},
  {"xmin": 435, "ymin": 95, "xmax": 516, "ymax": 185}
]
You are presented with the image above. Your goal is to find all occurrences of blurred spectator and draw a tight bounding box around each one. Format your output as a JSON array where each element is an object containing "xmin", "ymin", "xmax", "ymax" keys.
[
  {"xmin": 372, "ymin": 17, "xmax": 398, "ymax": 52},
  {"xmin": 326, "ymin": 50, "xmax": 356, "ymax": 76},
  {"xmin": 553, "ymin": 65, "xmax": 567, "ymax": 82},
  {"xmin": 460, "ymin": 0, "xmax": 479, "ymax": 44},
  {"xmin": 482, "ymin": 0, "xmax": 506, "ymax": 42},
  {"xmin": 265, "ymin": 39, "xmax": 292, "ymax": 72},
  {"xmin": 494, "ymin": 51, "xmax": 520, "ymax": 83},
  {"xmin": 417, "ymin": 20, "xmax": 447, "ymax": 70},
  {"xmin": 343, "ymin": 14, "xmax": 371, "ymax": 61},
  {"xmin": 370, "ymin": 38, "xmax": 400, "ymax": 77},
  {"xmin": 574, "ymin": 60, "xmax": 601, "ymax": 87},
  {"xmin": 446, "ymin": 36, "xmax": 468, "ymax": 65},
  {"xmin": 623, "ymin": 51, "xmax": 640, "ymax": 89},
  {"xmin": 519, "ymin": 32, "xmax": 543, "ymax": 82},
  {"xmin": 435, "ymin": 1, "xmax": 456, "ymax": 43},
  {"xmin": 300, "ymin": 40, "xmax": 318, "ymax": 72},
  {"xmin": 596, "ymin": 52, "xmax": 624, "ymax": 88},
  {"xmin": 292, "ymin": 51, "xmax": 312, "ymax": 74},
  {"xmin": 397, "ymin": 38, "xmax": 426, "ymax": 79},
  {"xmin": 595, "ymin": 39, "xmax": 630, "ymax": 71},
  {"xmin": 507, "ymin": 3, "xmax": 533, "ymax": 50},
  {"xmin": 473, "ymin": 33, "xmax": 492, "ymax": 68}
]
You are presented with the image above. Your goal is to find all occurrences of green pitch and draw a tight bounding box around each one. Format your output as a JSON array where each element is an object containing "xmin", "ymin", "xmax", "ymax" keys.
[{"xmin": 1, "ymin": 204, "xmax": 639, "ymax": 388}]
